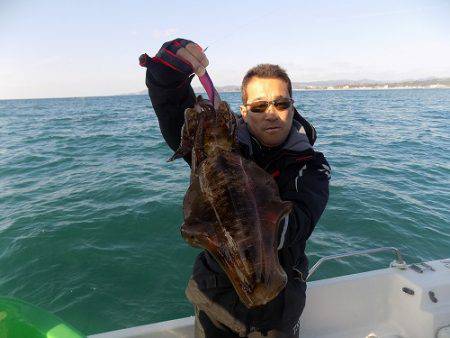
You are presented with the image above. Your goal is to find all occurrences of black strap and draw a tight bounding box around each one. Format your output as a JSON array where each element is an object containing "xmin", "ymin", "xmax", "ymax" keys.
[{"xmin": 293, "ymin": 108, "xmax": 317, "ymax": 146}]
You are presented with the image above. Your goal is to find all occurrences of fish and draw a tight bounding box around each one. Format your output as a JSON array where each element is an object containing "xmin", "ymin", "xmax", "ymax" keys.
[{"xmin": 170, "ymin": 97, "xmax": 292, "ymax": 308}]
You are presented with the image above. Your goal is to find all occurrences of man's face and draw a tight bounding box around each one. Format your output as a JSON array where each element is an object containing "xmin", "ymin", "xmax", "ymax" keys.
[{"xmin": 240, "ymin": 77, "xmax": 294, "ymax": 148}]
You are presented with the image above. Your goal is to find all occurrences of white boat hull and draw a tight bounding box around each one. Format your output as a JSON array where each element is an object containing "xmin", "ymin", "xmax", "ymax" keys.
[{"xmin": 89, "ymin": 258, "xmax": 450, "ymax": 338}]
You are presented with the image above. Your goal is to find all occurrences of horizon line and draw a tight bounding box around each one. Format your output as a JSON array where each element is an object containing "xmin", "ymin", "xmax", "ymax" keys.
[{"xmin": 2, "ymin": 87, "xmax": 450, "ymax": 101}]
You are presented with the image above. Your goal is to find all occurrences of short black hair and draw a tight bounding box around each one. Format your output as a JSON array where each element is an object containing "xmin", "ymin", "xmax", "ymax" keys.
[{"xmin": 241, "ymin": 64, "xmax": 292, "ymax": 103}]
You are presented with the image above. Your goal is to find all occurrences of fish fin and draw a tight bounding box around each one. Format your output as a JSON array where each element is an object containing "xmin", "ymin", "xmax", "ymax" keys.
[
  {"xmin": 183, "ymin": 176, "xmax": 215, "ymax": 220},
  {"xmin": 167, "ymin": 146, "xmax": 191, "ymax": 162},
  {"xmin": 260, "ymin": 200, "xmax": 293, "ymax": 228},
  {"xmin": 218, "ymin": 100, "xmax": 231, "ymax": 112},
  {"xmin": 181, "ymin": 219, "xmax": 217, "ymax": 249},
  {"xmin": 182, "ymin": 175, "xmax": 218, "ymax": 248}
]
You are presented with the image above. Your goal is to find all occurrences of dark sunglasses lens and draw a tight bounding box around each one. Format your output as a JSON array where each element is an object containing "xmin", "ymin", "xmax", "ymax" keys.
[
  {"xmin": 250, "ymin": 102, "xmax": 269, "ymax": 113},
  {"xmin": 274, "ymin": 99, "xmax": 292, "ymax": 110}
]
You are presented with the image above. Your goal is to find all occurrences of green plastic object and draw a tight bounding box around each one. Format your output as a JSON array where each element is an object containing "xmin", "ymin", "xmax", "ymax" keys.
[{"xmin": 0, "ymin": 296, "xmax": 86, "ymax": 338}]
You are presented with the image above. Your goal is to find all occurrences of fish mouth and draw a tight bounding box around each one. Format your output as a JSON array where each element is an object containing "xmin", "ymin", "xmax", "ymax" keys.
[
  {"xmin": 235, "ymin": 264, "xmax": 287, "ymax": 308},
  {"xmin": 222, "ymin": 250, "xmax": 288, "ymax": 308},
  {"xmin": 245, "ymin": 276, "xmax": 287, "ymax": 307}
]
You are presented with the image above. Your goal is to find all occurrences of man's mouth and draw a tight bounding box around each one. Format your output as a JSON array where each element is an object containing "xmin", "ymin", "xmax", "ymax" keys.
[{"xmin": 264, "ymin": 126, "xmax": 281, "ymax": 133}]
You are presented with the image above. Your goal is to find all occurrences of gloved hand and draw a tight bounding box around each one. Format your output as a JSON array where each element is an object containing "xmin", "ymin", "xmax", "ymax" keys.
[{"xmin": 139, "ymin": 38, "xmax": 209, "ymax": 77}]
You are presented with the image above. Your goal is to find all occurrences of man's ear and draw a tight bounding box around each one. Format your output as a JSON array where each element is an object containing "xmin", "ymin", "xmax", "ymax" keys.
[{"xmin": 240, "ymin": 105, "xmax": 248, "ymax": 121}]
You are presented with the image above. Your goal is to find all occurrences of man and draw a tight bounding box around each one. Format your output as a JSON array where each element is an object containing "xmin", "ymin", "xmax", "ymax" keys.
[{"xmin": 140, "ymin": 38, "xmax": 330, "ymax": 338}]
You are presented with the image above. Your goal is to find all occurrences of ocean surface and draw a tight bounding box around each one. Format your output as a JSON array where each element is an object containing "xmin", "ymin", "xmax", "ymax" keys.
[{"xmin": 0, "ymin": 89, "xmax": 449, "ymax": 335}]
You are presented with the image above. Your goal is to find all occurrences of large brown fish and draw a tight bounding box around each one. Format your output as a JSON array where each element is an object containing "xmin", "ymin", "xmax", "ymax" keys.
[{"xmin": 170, "ymin": 98, "xmax": 292, "ymax": 308}]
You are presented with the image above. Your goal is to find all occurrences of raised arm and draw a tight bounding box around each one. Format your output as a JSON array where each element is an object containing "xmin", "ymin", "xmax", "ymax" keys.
[{"xmin": 139, "ymin": 38, "xmax": 209, "ymax": 152}]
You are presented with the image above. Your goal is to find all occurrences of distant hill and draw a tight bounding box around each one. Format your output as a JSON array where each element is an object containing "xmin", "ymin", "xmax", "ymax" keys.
[
  {"xmin": 129, "ymin": 77, "xmax": 450, "ymax": 95},
  {"xmin": 291, "ymin": 78, "xmax": 450, "ymax": 90}
]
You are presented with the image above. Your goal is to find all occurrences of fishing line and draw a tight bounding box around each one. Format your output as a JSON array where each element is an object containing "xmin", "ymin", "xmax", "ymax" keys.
[{"xmin": 201, "ymin": 5, "xmax": 284, "ymax": 51}]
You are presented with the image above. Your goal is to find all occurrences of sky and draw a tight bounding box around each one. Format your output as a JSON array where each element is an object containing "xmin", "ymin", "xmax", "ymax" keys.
[{"xmin": 1, "ymin": 0, "xmax": 449, "ymax": 99}]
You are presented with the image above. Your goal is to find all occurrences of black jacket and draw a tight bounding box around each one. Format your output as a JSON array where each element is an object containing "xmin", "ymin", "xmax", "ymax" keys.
[{"xmin": 143, "ymin": 59, "xmax": 330, "ymax": 334}]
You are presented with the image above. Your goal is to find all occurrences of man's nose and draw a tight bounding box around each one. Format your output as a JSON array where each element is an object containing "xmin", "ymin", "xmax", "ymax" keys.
[{"xmin": 265, "ymin": 103, "xmax": 279, "ymax": 120}]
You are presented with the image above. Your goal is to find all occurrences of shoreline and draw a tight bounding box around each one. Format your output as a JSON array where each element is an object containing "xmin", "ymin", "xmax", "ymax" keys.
[
  {"xmin": 295, "ymin": 86, "xmax": 450, "ymax": 91},
  {"xmin": 196, "ymin": 86, "xmax": 450, "ymax": 94}
]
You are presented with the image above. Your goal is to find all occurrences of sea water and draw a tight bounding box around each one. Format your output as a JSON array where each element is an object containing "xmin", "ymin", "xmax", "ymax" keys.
[{"xmin": 0, "ymin": 89, "xmax": 449, "ymax": 334}]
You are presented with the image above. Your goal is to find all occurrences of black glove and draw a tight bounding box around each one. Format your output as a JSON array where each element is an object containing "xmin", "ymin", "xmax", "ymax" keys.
[{"xmin": 139, "ymin": 38, "xmax": 195, "ymax": 75}]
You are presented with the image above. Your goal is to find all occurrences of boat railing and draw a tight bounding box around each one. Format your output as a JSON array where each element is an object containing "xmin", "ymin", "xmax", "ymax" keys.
[{"xmin": 306, "ymin": 246, "xmax": 408, "ymax": 281}]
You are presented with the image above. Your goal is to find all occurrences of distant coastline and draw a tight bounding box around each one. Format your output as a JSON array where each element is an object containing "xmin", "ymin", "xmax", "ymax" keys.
[
  {"xmin": 202, "ymin": 78, "xmax": 450, "ymax": 93},
  {"xmin": 131, "ymin": 77, "xmax": 450, "ymax": 95},
  {"xmin": 292, "ymin": 77, "xmax": 450, "ymax": 91}
]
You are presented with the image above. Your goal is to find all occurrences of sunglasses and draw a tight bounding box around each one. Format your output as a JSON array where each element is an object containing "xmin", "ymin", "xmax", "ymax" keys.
[{"xmin": 245, "ymin": 98, "xmax": 294, "ymax": 113}]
